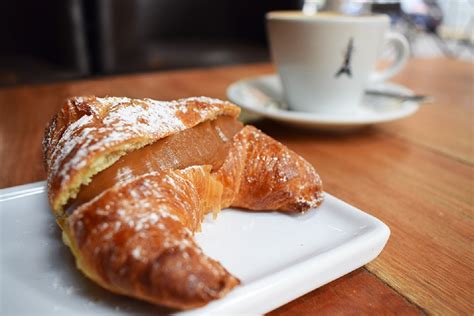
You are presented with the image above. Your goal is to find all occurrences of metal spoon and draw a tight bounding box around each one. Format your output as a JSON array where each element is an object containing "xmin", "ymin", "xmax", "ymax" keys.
[{"xmin": 365, "ymin": 90, "xmax": 433, "ymax": 103}]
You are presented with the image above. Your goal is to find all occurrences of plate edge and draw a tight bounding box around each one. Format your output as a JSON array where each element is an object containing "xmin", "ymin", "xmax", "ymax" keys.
[{"xmin": 0, "ymin": 181, "xmax": 46, "ymax": 201}]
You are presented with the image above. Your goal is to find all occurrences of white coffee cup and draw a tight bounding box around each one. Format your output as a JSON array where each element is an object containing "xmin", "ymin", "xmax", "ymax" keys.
[{"xmin": 266, "ymin": 11, "xmax": 409, "ymax": 114}]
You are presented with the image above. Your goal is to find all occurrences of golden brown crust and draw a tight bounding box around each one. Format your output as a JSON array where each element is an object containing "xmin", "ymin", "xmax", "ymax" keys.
[
  {"xmin": 216, "ymin": 126, "xmax": 323, "ymax": 211},
  {"xmin": 43, "ymin": 96, "xmax": 240, "ymax": 214},
  {"xmin": 68, "ymin": 166, "xmax": 238, "ymax": 310},
  {"xmin": 44, "ymin": 96, "xmax": 323, "ymax": 310},
  {"xmin": 66, "ymin": 116, "xmax": 242, "ymax": 212}
]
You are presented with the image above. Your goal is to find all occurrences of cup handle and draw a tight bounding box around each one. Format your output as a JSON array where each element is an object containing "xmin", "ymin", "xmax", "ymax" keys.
[{"xmin": 370, "ymin": 32, "xmax": 410, "ymax": 82}]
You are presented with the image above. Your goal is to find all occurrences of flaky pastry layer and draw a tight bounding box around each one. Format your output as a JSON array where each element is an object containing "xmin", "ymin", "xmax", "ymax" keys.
[
  {"xmin": 43, "ymin": 96, "xmax": 240, "ymax": 215},
  {"xmin": 67, "ymin": 166, "xmax": 238, "ymax": 309},
  {"xmin": 43, "ymin": 96, "xmax": 323, "ymax": 310}
]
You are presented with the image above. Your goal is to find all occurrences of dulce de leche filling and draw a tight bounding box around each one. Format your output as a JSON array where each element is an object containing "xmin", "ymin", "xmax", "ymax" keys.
[{"xmin": 67, "ymin": 116, "xmax": 243, "ymax": 212}]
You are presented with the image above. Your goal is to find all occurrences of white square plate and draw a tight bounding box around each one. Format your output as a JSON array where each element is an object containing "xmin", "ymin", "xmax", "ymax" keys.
[{"xmin": 0, "ymin": 181, "xmax": 389, "ymax": 315}]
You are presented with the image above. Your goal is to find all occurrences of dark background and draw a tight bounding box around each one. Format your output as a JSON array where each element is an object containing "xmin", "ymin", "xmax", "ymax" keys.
[
  {"xmin": 1, "ymin": 0, "xmax": 465, "ymax": 87},
  {"xmin": 0, "ymin": 0, "xmax": 300, "ymax": 87}
]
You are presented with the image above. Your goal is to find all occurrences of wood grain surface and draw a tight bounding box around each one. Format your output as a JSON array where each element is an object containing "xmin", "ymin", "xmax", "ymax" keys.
[
  {"xmin": 0, "ymin": 58, "xmax": 472, "ymax": 315},
  {"xmin": 269, "ymin": 269, "xmax": 422, "ymax": 316}
]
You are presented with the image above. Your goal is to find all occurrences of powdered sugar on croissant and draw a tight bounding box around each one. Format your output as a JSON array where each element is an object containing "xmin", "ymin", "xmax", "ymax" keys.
[
  {"xmin": 43, "ymin": 96, "xmax": 323, "ymax": 310},
  {"xmin": 44, "ymin": 96, "xmax": 239, "ymax": 214},
  {"xmin": 216, "ymin": 125, "xmax": 323, "ymax": 211},
  {"xmin": 65, "ymin": 166, "xmax": 237, "ymax": 309}
]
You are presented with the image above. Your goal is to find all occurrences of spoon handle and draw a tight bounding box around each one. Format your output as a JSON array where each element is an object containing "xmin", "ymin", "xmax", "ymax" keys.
[{"xmin": 365, "ymin": 90, "xmax": 433, "ymax": 103}]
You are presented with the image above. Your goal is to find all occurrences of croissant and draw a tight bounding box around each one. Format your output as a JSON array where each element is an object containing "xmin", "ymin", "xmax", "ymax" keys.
[{"xmin": 43, "ymin": 96, "xmax": 323, "ymax": 309}]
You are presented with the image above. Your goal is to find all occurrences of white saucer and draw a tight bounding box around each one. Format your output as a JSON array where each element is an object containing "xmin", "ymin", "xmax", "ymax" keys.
[{"xmin": 227, "ymin": 74, "xmax": 420, "ymax": 131}]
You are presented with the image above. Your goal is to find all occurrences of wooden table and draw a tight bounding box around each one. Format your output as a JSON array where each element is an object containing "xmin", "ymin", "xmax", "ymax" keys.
[{"xmin": 0, "ymin": 58, "xmax": 472, "ymax": 315}]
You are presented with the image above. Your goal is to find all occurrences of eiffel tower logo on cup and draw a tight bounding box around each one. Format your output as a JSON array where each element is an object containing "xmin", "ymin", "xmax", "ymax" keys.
[{"xmin": 335, "ymin": 37, "xmax": 354, "ymax": 78}]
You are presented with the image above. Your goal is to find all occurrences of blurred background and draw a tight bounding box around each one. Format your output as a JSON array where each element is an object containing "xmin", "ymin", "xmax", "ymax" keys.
[{"xmin": 0, "ymin": 0, "xmax": 472, "ymax": 87}]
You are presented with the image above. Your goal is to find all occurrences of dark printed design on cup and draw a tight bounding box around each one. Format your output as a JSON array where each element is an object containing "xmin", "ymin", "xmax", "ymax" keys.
[{"xmin": 335, "ymin": 38, "xmax": 354, "ymax": 78}]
